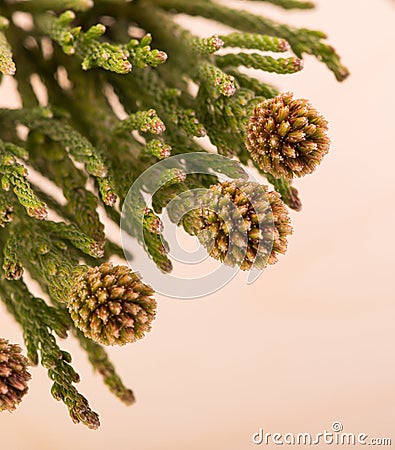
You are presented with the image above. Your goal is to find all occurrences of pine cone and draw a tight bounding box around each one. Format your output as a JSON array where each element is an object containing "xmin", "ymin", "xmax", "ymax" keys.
[
  {"xmin": 186, "ymin": 180, "xmax": 292, "ymax": 270},
  {"xmin": 246, "ymin": 92, "xmax": 330, "ymax": 179},
  {"xmin": 0, "ymin": 338, "xmax": 31, "ymax": 412},
  {"xmin": 68, "ymin": 263, "xmax": 156, "ymax": 346}
]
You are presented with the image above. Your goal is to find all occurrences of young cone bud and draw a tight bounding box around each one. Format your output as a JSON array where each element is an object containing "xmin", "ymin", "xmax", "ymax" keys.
[
  {"xmin": 246, "ymin": 92, "xmax": 330, "ymax": 179},
  {"xmin": 0, "ymin": 339, "xmax": 31, "ymax": 412},
  {"xmin": 67, "ymin": 263, "xmax": 156, "ymax": 346},
  {"xmin": 186, "ymin": 180, "xmax": 292, "ymax": 270}
]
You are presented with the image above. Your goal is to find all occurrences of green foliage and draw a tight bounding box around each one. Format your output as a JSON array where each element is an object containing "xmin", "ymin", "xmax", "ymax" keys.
[
  {"xmin": 0, "ymin": 139, "xmax": 48, "ymax": 219},
  {"xmin": 75, "ymin": 329, "xmax": 135, "ymax": 405},
  {"xmin": 249, "ymin": 0, "xmax": 315, "ymax": 9},
  {"xmin": 36, "ymin": 11, "xmax": 167, "ymax": 73},
  {"xmin": 152, "ymin": 0, "xmax": 349, "ymax": 81},
  {"xmin": 216, "ymin": 52, "xmax": 304, "ymax": 74},
  {"xmin": 0, "ymin": 0, "xmax": 348, "ymax": 429},
  {"xmin": 0, "ymin": 16, "xmax": 15, "ymax": 75},
  {"xmin": 0, "ymin": 270, "xmax": 100, "ymax": 428}
]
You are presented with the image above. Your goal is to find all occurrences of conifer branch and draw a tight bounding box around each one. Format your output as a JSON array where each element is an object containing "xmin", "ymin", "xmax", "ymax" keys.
[
  {"xmin": 0, "ymin": 139, "xmax": 48, "ymax": 220},
  {"xmin": 224, "ymin": 70, "xmax": 279, "ymax": 99},
  {"xmin": 27, "ymin": 133, "xmax": 106, "ymax": 243},
  {"xmin": 220, "ymin": 32, "xmax": 290, "ymax": 52},
  {"xmin": 0, "ymin": 265, "xmax": 99, "ymax": 429},
  {"xmin": 216, "ymin": 53, "xmax": 304, "ymax": 74},
  {"xmin": 0, "ymin": 108, "xmax": 116, "ymax": 206},
  {"xmin": 0, "ymin": 0, "xmax": 348, "ymax": 428},
  {"xmin": 2, "ymin": 224, "xmax": 24, "ymax": 280},
  {"xmin": 248, "ymin": 0, "xmax": 315, "ymax": 9},
  {"xmin": 36, "ymin": 11, "xmax": 167, "ymax": 74},
  {"xmin": 40, "ymin": 220, "xmax": 105, "ymax": 258},
  {"xmin": 150, "ymin": 0, "xmax": 349, "ymax": 81},
  {"xmin": 75, "ymin": 330, "xmax": 135, "ymax": 405},
  {"xmin": 4, "ymin": 0, "xmax": 94, "ymax": 13},
  {"xmin": 0, "ymin": 16, "xmax": 15, "ymax": 76},
  {"xmin": 0, "ymin": 189, "xmax": 13, "ymax": 228}
]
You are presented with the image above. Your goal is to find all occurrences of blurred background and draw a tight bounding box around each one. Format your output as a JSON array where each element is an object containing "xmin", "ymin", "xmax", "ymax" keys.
[{"xmin": 1, "ymin": 0, "xmax": 394, "ymax": 448}]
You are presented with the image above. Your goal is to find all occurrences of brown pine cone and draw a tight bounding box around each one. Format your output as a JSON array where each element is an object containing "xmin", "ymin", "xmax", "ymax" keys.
[
  {"xmin": 68, "ymin": 263, "xmax": 156, "ymax": 346},
  {"xmin": 246, "ymin": 92, "xmax": 330, "ymax": 179},
  {"xmin": 186, "ymin": 180, "xmax": 292, "ymax": 270}
]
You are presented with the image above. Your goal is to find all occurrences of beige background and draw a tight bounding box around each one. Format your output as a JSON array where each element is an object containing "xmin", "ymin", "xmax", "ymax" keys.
[{"xmin": 1, "ymin": 0, "xmax": 395, "ymax": 448}]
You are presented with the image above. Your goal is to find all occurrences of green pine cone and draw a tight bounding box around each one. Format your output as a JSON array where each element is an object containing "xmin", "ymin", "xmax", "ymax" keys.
[
  {"xmin": 67, "ymin": 263, "xmax": 156, "ymax": 346},
  {"xmin": 246, "ymin": 92, "xmax": 330, "ymax": 179},
  {"xmin": 0, "ymin": 338, "xmax": 31, "ymax": 412}
]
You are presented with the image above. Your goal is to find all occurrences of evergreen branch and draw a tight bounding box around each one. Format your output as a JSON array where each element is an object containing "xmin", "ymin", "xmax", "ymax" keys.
[
  {"xmin": 2, "ymin": 224, "xmax": 24, "ymax": 280},
  {"xmin": 125, "ymin": 33, "xmax": 168, "ymax": 68},
  {"xmin": 40, "ymin": 220, "xmax": 105, "ymax": 258},
  {"xmin": 0, "ymin": 0, "xmax": 347, "ymax": 427},
  {"xmin": 16, "ymin": 108, "xmax": 108, "ymax": 177},
  {"xmin": 224, "ymin": 69, "xmax": 279, "ymax": 99},
  {"xmin": 4, "ymin": 0, "xmax": 94, "ymax": 13},
  {"xmin": 0, "ymin": 16, "xmax": 16, "ymax": 76},
  {"xmin": 0, "ymin": 169, "xmax": 48, "ymax": 220},
  {"xmin": 151, "ymin": 0, "xmax": 349, "ymax": 81},
  {"xmin": 27, "ymin": 132, "xmax": 106, "ymax": 243},
  {"xmin": 10, "ymin": 46, "xmax": 126, "ymax": 210},
  {"xmin": 74, "ymin": 330, "xmax": 135, "ymax": 405},
  {"xmin": 0, "ymin": 189, "xmax": 14, "ymax": 228},
  {"xmin": 144, "ymin": 138, "xmax": 172, "ymax": 160},
  {"xmin": 26, "ymin": 62, "xmax": 143, "ymax": 207},
  {"xmin": 128, "ymin": 4, "xmax": 235, "ymax": 97},
  {"xmin": 219, "ymin": 32, "xmax": 290, "ymax": 52},
  {"xmin": 170, "ymin": 107, "xmax": 206, "ymax": 138},
  {"xmin": 0, "ymin": 273, "xmax": 69, "ymax": 364},
  {"xmin": 216, "ymin": 53, "xmax": 304, "ymax": 74},
  {"xmin": 29, "ymin": 181, "xmax": 124, "ymax": 262},
  {"xmin": 3, "ymin": 22, "xmax": 39, "ymax": 108},
  {"xmin": 36, "ymin": 11, "xmax": 167, "ymax": 73},
  {"xmin": 129, "ymin": 3, "xmax": 221, "ymax": 63},
  {"xmin": 36, "ymin": 11, "xmax": 132, "ymax": 73},
  {"xmin": 151, "ymin": 181, "xmax": 190, "ymax": 214},
  {"xmin": 197, "ymin": 62, "xmax": 236, "ymax": 97},
  {"xmin": 196, "ymin": 84, "xmax": 256, "ymax": 155},
  {"xmin": 189, "ymin": 34, "xmax": 224, "ymax": 55},
  {"xmin": 109, "ymin": 69, "xmax": 207, "ymax": 146},
  {"xmin": 15, "ymin": 221, "xmax": 76, "ymax": 304},
  {"xmin": 143, "ymin": 229, "xmax": 173, "ymax": 273},
  {"xmin": 96, "ymin": 176, "xmax": 117, "ymax": 207},
  {"xmin": 0, "ymin": 277, "xmax": 100, "ymax": 429},
  {"xmin": 0, "ymin": 140, "xmax": 48, "ymax": 220},
  {"xmin": 115, "ymin": 109, "xmax": 166, "ymax": 135},
  {"xmin": 0, "ymin": 107, "xmax": 116, "ymax": 206},
  {"xmin": 246, "ymin": 0, "xmax": 315, "ymax": 9},
  {"xmin": 121, "ymin": 191, "xmax": 173, "ymax": 272},
  {"xmin": 158, "ymin": 168, "xmax": 186, "ymax": 188}
]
